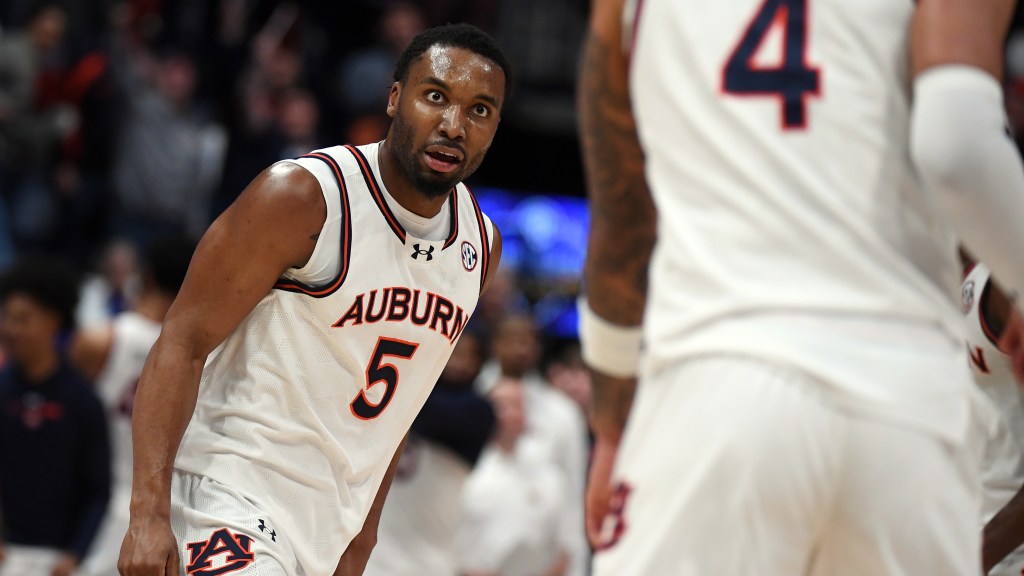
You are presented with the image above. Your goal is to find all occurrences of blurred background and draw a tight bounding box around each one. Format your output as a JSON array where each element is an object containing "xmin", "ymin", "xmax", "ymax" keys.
[{"xmin": 0, "ymin": 0, "xmax": 590, "ymax": 347}]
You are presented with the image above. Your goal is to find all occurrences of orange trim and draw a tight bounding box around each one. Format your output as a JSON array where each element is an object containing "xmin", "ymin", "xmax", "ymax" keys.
[
  {"xmin": 467, "ymin": 188, "xmax": 490, "ymax": 293},
  {"xmin": 344, "ymin": 144, "xmax": 407, "ymax": 242},
  {"xmin": 272, "ymin": 152, "xmax": 351, "ymax": 297},
  {"xmin": 978, "ymin": 280, "xmax": 1003, "ymax": 347}
]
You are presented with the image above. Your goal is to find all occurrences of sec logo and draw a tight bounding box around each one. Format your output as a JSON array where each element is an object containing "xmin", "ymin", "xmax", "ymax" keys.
[{"xmin": 461, "ymin": 241, "xmax": 478, "ymax": 272}]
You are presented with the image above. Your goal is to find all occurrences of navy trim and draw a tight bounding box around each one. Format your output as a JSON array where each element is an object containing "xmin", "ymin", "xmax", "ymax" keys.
[{"xmin": 344, "ymin": 144, "xmax": 407, "ymax": 243}]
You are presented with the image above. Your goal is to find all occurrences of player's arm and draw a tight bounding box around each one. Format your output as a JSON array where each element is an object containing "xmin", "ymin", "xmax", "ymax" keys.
[
  {"xmin": 481, "ymin": 224, "xmax": 503, "ymax": 296},
  {"xmin": 985, "ymin": 467, "xmax": 1024, "ymax": 571},
  {"xmin": 119, "ymin": 163, "xmax": 325, "ymax": 576},
  {"xmin": 333, "ymin": 436, "xmax": 409, "ymax": 576},
  {"xmin": 69, "ymin": 324, "xmax": 115, "ymax": 381},
  {"xmin": 577, "ymin": 0, "xmax": 656, "ymax": 547},
  {"xmin": 910, "ymin": 0, "xmax": 1024, "ymax": 302}
]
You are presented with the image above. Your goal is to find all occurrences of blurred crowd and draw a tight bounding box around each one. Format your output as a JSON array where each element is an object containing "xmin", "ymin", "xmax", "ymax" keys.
[
  {"xmin": 0, "ymin": 0, "xmax": 588, "ymax": 268},
  {"xmin": 0, "ymin": 1, "xmax": 594, "ymax": 574}
]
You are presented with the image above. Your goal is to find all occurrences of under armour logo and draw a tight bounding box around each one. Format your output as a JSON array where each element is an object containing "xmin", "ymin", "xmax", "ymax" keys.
[
  {"xmin": 411, "ymin": 244, "xmax": 434, "ymax": 261},
  {"xmin": 258, "ymin": 519, "xmax": 277, "ymax": 542}
]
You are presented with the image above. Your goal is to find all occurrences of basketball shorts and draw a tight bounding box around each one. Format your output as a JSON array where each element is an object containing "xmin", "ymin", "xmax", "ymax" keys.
[
  {"xmin": 170, "ymin": 470, "xmax": 301, "ymax": 576},
  {"xmin": 592, "ymin": 355, "xmax": 983, "ymax": 576},
  {"xmin": 0, "ymin": 544, "xmax": 61, "ymax": 576}
]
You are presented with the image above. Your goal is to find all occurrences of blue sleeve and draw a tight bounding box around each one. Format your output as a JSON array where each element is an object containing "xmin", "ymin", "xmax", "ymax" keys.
[
  {"xmin": 70, "ymin": 390, "xmax": 111, "ymax": 560},
  {"xmin": 411, "ymin": 388, "xmax": 495, "ymax": 466}
]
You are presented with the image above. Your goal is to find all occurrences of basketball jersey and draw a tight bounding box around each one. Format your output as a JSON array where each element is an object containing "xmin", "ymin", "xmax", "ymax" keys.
[
  {"xmin": 94, "ymin": 311, "xmax": 161, "ymax": 491},
  {"xmin": 362, "ymin": 437, "xmax": 471, "ymax": 576},
  {"xmin": 174, "ymin": 142, "xmax": 492, "ymax": 576},
  {"xmin": 628, "ymin": 0, "xmax": 972, "ymax": 438}
]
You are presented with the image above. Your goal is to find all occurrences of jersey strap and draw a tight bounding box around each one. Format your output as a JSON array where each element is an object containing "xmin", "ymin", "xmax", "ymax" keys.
[
  {"xmin": 465, "ymin": 185, "xmax": 491, "ymax": 293},
  {"xmin": 273, "ymin": 151, "xmax": 353, "ymax": 297}
]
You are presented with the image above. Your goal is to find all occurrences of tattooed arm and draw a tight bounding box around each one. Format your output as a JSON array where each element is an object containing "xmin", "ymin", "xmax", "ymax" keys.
[{"xmin": 578, "ymin": 0, "xmax": 657, "ymax": 547}]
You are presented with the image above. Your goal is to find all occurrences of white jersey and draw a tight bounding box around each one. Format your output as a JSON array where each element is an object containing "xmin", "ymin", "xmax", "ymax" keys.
[
  {"xmin": 962, "ymin": 264, "xmax": 1024, "ymax": 575},
  {"xmin": 628, "ymin": 0, "xmax": 970, "ymax": 439},
  {"xmin": 363, "ymin": 437, "xmax": 471, "ymax": 576},
  {"xmin": 174, "ymin": 142, "xmax": 493, "ymax": 576},
  {"xmin": 95, "ymin": 311, "xmax": 161, "ymax": 491},
  {"xmin": 81, "ymin": 311, "xmax": 161, "ymax": 576}
]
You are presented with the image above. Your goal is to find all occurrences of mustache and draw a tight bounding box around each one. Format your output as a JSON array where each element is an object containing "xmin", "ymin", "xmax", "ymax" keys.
[{"xmin": 425, "ymin": 139, "xmax": 466, "ymax": 157}]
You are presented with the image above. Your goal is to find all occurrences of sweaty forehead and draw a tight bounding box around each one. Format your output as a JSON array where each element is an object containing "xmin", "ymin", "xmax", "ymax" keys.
[{"xmin": 410, "ymin": 45, "xmax": 504, "ymax": 97}]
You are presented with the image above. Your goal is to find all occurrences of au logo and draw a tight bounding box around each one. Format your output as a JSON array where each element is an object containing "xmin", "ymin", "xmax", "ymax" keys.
[{"xmin": 186, "ymin": 528, "xmax": 255, "ymax": 576}]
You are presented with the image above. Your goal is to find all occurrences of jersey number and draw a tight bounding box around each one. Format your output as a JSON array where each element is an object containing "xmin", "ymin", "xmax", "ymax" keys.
[
  {"xmin": 722, "ymin": 0, "xmax": 819, "ymax": 129},
  {"xmin": 351, "ymin": 337, "xmax": 419, "ymax": 420}
]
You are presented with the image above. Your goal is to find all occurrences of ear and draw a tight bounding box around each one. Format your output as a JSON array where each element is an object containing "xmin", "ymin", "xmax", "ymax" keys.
[{"xmin": 386, "ymin": 82, "xmax": 401, "ymax": 119}]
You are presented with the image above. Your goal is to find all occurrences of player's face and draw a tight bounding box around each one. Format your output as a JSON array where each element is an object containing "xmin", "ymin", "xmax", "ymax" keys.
[{"xmin": 387, "ymin": 45, "xmax": 505, "ymax": 199}]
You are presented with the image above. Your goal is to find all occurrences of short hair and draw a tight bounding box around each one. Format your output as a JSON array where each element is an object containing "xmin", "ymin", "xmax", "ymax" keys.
[
  {"xmin": 0, "ymin": 256, "xmax": 80, "ymax": 331},
  {"xmin": 393, "ymin": 23, "xmax": 513, "ymax": 106},
  {"xmin": 143, "ymin": 235, "xmax": 197, "ymax": 295}
]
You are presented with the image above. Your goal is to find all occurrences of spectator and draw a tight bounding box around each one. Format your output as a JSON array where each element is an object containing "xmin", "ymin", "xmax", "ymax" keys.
[
  {"xmin": 475, "ymin": 313, "xmax": 589, "ymax": 576},
  {"xmin": 0, "ymin": 2, "xmax": 75, "ymax": 260},
  {"xmin": 336, "ymin": 2, "xmax": 425, "ymax": 144},
  {"xmin": 72, "ymin": 235, "xmax": 196, "ymax": 576},
  {"xmin": 0, "ymin": 256, "xmax": 110, "ymax": 576},
  {"xmin": 110, "ymin": 45, "xmax": 226, "ymax": 244},
  {"xmin": 458, "ymin": 378, "xmax": 572, "ymax": 576},
  {"xmin": 75, "ymin": 239, "xmax": 140, "ymax": 330},
  {"xmin": 275, "ymin": 88, "xmax": 322, "ymax": 160}
]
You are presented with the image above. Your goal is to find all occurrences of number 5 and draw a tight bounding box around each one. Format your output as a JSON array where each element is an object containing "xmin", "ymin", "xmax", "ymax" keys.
[{"xmin": 351, "ymin": 337, "xmax": 419, "ymax": 420}]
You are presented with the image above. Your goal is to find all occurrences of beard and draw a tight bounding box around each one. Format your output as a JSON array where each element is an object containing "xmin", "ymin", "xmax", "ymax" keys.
[{"xmin": 388, "ymin": 110, "xmax": 484, "ymax": 199}]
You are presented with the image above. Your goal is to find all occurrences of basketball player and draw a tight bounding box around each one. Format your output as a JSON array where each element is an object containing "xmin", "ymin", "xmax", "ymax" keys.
[
  {"xmin": 962, "ymin": 262, "xmax": 1024, "ymax": 575},
  {"xmin": 578, "ymin": 0, "xmax": 1024, "ymax": 574},
  {"xmin": 70, "ymin": 236, "xmax": 195, "ymax": 576},
  {"xmin": 117, "ymin": 23, "xmax": 508, "ymax": 576}
]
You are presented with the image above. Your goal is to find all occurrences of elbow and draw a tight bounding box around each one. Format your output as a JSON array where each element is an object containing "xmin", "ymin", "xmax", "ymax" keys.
[
  {"xmin": 910, "ymin": 106, "xmax": 985, "ymax": 201},
  {"xmin": 910, "ymin": 65, "xmax": 1008, "ymax": 203}
]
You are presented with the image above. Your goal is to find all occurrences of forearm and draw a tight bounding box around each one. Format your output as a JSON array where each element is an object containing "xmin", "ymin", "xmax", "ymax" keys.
[
  {"xmin": 984, "ymin": 486, "xmax": 1024, "ymax": 571},
  {"xmin": 129, "ymin": 337, "xmax": 206, "ymax": 516},
  {"xmin": 578, "ymin": 29, "xmax": 655, "ymax": 326},
  {"xmin": 578, "ymin": 23, "xmax": 654, "ymax": 439}
]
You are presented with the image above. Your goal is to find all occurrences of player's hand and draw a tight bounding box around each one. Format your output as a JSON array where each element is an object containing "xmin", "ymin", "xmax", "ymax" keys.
[
  {"xmin": 118, "ymin": 514, "xmax": 180, "ymax": 576},
  {"xmin": 0, "ymin": 541, "xmax": 6, "ymax": 563},
  {"xmin": 998, "ymin": 306, "xmax": 1024, "ymax": 384},
  {"xmin": 586, "ymin": 435, "xmax": 619, "ymax": 548}
]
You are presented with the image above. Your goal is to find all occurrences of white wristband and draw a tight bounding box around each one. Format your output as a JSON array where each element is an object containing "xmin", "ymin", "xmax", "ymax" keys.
[{"xmin": 577, "ymin": 297, "xmax": 643, "ymax": 378}]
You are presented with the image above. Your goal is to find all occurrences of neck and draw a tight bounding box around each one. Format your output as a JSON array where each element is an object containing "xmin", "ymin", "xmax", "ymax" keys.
[
  {"xmin": 377, "ymin": 139, "xmax": 451, "ymax": 218},
  {"xmin": 21, "ymin": 347, "xmax": 60, "ymax": 383},
  {"xmin": 134, "ymin": 291, "xmax": 173, "ymax": 323}
]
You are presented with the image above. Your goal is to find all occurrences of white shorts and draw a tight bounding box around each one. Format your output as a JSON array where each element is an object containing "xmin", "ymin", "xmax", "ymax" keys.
[
  {"xmin": 170, "ymin": 470, "xmax": 302, "ymax": 576},
  {"xmin": 593, "ymin": 355, "xmax": 983, "ymax": 576},
  {"xmin": 0, "ymin": 544, "xmax": 61, "ymax": 576}
]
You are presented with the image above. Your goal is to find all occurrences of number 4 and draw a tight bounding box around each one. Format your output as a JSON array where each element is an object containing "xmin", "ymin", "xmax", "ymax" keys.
[
  {"xmin": 722, "ymin": 0, "xmax": 820, "ymax": 129},
  {"xmin": 351, "ymin": 337, "xmax": 419, "ymax": 420}
]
